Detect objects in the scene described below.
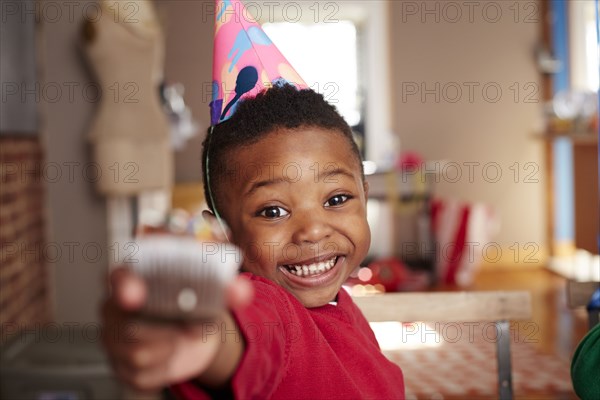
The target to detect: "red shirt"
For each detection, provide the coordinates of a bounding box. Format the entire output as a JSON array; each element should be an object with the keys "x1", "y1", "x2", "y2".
[{"x1": 171, "y1": 273, "x2": 405, "y2": 399}]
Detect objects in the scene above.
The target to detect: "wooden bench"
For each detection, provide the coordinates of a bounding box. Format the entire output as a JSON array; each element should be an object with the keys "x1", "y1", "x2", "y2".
[{"x1": 353, "y1": 291, "x2": 532, "y2": 400}]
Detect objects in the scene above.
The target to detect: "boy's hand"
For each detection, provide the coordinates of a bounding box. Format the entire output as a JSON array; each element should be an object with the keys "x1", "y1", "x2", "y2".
[{"x1": 101, "y1": 267, "x2": 252, "y2": 392}]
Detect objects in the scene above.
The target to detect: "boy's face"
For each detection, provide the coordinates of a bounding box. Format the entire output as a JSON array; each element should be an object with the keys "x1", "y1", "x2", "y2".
[{"x1": 218, "y1": 128, "x2": 370, "y2": 308}]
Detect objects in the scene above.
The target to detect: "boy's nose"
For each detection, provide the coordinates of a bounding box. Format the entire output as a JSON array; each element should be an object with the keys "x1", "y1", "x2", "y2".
[{"x1": 291, "y1": 210, "x2": 333, "y2": 244}]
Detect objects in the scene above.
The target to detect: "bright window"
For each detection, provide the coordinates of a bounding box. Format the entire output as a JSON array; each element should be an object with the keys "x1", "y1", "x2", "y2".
[
  {"x1": 263, "y1": 21, "x2": 361, "y2": 126},
  {"x1": 570, "y1": 0, "x2": 599, "y2": 91}
]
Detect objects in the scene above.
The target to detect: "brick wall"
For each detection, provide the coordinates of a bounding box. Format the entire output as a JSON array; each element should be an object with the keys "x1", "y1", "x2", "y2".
[{"x1": 0, "y1": 136, "x2": 51, "y2": 344}]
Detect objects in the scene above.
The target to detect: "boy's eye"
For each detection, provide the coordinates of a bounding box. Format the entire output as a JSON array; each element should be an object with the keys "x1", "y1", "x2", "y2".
[
  {"x1": 325, "y1": 194, "x2": 351, "y2": 207},
  {"x1": 258, "y1": 206, "x2": 289, "y2": 219}
]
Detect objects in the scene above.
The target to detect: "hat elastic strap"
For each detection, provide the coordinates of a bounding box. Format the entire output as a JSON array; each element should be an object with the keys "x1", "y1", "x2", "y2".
[{"x1": 204, "y1": 125, "x2": 231, "y2": 242}]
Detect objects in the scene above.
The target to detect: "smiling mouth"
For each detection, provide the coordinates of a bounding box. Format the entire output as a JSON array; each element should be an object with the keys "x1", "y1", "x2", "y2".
[{"x1": 283, "y1": 256, "x2": 339, "y2": 277}]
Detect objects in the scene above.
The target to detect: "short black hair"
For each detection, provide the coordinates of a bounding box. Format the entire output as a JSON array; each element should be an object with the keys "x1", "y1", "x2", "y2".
[{"x1": 202, "y1": 83, "x2": 363, "y2": 215}]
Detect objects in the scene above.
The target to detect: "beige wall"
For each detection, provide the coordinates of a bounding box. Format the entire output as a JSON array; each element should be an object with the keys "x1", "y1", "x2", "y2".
[
  {"x1": 157, "y1": 0, "x2": 213, "y2": 183},
  {"x1": 389, "y1": 0, "x2": 546, "y2": 259},
  {"x1": 39, "y1": 0, "x2": 108, "y2": 323}
]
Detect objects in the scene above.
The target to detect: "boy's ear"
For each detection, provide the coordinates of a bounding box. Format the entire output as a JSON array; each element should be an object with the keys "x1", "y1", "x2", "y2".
[{"x1": 201, "y1": 210, "x2": 232, "y2": 242}]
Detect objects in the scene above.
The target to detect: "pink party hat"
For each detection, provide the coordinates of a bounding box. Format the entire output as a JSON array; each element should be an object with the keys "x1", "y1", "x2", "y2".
[{"x1": 210, "y1": 0, "x2": 308, "y2": 125}]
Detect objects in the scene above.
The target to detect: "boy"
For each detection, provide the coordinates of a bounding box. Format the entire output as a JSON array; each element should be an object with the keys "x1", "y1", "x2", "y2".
[{"x1": 102, "y1": 84, "x2": 405, "y2": 399}]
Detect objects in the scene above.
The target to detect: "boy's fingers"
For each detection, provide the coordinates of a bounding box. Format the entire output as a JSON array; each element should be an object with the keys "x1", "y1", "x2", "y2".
[
  {"x1": 114, "y1": 321, "x2": 178, "y2": 350},
  {"x1": 114, "y1": 324, "x2": 221, "y2": 391},
  {"x1": 110, "y1": 267, "x2": 147, "y2": 311},
  {"x1": 226, "y1": 275, "x2": 254, "y2": 309},
  {"x1": 117, "y1": 334, "x2": 176, "y2": 370},
  {"x1": 114, "y1": 363, "x2": 169, "y2": 393}
]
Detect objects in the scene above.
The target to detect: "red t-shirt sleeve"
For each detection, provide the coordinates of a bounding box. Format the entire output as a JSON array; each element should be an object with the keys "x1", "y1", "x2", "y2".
[{"x1": 229, "y1": 275, "x2": 292, "y2": 398}]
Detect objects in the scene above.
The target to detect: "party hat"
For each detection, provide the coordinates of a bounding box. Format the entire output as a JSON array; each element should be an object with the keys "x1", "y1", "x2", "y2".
[{"x1": 210, "y1": 0, "x2": 308, "y2": 125}]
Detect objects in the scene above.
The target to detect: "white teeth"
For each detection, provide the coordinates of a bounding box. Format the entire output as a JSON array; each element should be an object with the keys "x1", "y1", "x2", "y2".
[{"x1": 285, "y1": 256, "x2": 337, "y2": 277}]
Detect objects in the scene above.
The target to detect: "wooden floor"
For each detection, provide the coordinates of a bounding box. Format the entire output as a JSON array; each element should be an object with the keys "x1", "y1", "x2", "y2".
[{"x1": 465, "y1": 267, "x2": 589, "y2": 361}]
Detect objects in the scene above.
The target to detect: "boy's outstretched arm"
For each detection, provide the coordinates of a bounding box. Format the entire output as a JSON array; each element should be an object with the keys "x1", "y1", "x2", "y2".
[{"x1": 100, "y1": 267, "x2": 253, "y2": 392}]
